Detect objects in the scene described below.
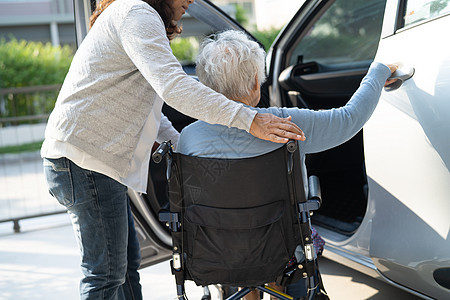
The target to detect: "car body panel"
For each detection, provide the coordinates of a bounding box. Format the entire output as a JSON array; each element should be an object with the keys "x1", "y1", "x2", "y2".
[{"x1": 364, "y1": 1, "x2": 450, "y2": 297}]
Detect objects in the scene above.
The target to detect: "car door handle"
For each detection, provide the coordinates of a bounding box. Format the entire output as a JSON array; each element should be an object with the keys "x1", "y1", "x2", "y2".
[{"x1": 384, "y1": 66, "x2": 415, "y2": 91}]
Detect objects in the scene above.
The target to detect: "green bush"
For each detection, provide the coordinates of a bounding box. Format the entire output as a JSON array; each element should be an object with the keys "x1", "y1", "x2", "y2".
[
  {"x1": 251, "y1": 28, "x2": 282, "y2": 51},
  {"x1": 171, "y1": 37, "x2": 199, "y2": 63},
  {"x1": 0, "y1": 38, "x2": 73, "y2": 88},
  {"x1": 235, "y1": 4, "x2": 249, "y2": 27},
  {"x1": 0, "y1": 38, "x2": 73, "y2": 125}
]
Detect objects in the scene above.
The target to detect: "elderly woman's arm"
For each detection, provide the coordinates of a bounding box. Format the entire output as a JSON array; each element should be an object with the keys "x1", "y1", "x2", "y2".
[{"x1": 284, "y1": 62, "x2": 393, "y2": 153}]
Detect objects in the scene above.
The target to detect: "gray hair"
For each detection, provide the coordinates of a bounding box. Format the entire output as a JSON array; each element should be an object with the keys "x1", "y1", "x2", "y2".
[{"x1": 195, "y1": 30, "x2": 266, "y2": 100}]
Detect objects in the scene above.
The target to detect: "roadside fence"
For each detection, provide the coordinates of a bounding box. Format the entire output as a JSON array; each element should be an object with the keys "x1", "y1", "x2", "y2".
[{"x1": 0, "y1": 84, "x2": 65, "y2": 232}]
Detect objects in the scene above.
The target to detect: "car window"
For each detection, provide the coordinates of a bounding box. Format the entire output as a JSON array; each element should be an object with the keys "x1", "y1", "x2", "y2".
[
  {"x1": 288, "y1": 0, "x2": 387, "y2": 66},
  {"x1": 403, "y1": 0, "x2": 450, "y2": 28}
]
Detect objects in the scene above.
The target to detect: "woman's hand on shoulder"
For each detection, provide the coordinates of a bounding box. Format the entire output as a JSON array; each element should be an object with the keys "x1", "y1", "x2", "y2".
[{"x1": 249, "y1": 113, "x2": 306, "y2": 143}]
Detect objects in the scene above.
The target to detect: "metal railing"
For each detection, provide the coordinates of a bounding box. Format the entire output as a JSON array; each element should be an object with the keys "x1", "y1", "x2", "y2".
[
  {"x1": 0, "y1": 84, "x2": 65, "y2": 232},
  {"x1": 0, "y1": 84, "x2": 61, "y2": 125}
]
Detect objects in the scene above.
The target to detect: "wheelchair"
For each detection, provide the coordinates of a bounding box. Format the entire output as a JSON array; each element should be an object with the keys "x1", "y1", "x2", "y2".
[{"x1": 153, "y1": 140, "x2": 328, "y2": 300}]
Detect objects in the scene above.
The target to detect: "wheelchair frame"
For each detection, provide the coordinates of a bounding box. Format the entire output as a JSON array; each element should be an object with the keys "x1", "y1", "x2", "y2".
[{"x1": 153, "y1": 140, "x2": 326, "y2": 300}]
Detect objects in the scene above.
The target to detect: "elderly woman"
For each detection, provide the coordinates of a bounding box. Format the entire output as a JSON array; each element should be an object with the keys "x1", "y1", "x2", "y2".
[{"x1": 176, "y1": 30, "x2": 396, "y2": 299}]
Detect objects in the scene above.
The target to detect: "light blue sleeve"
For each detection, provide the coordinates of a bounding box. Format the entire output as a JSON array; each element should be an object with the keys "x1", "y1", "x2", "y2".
[
  {"x1": 176, "y1": 126, "x2": 192, "y2": 154},
  {"x1": 276, "y1": 62, "x2": 391, "y2": 154},
  {"x1": 178, "y1": 62, "x2": 390, "y2": 156}
]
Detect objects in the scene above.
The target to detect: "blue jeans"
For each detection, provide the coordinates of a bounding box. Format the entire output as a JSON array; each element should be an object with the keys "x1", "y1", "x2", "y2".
[{"x1": 44, "y1": 157, "x2": 142, "y2": 300}]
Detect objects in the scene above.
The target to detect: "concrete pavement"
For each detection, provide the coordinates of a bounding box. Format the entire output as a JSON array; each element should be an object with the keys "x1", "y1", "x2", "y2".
[
  {"x1": 0, "y1": 152, "x2": 62, "y2": 223},
  {"x1": 0, "y1": 149, "x2": 421, "y2": 299},
  {"x1": 0, "y1": 214, "x2": 211, "y2": 300},
  {"x1": 0, "y1": 214, "x2": 421, "y2": 300}
]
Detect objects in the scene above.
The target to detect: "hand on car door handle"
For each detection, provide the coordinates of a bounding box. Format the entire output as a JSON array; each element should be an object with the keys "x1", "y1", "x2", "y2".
[{"x1": 384, "y1": 66, "x2": 415, "y2": 91}]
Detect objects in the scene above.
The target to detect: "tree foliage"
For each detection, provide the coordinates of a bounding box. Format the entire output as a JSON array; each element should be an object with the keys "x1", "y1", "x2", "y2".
[
  {"x1": 251, "y1": 28, "x2": 282, "y2": 51},
  {"x1": 170, "y1": 37, "x2": 199, "y2": 62},
  {"x1": 234, "y1": 4, "x2": 249, "y2": 27}
]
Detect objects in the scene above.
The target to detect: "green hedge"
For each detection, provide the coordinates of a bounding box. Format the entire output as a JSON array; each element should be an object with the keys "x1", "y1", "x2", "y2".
[
  {"x1": 0, "y1": 38, "x2": 74, "y2": 125},
  {"x1": 0, "y1": 29, "x2": 279, "y2": 124},
  {"x1": 251, "y1": 28, "x2": 282, "y2": 51},
  {"x1": 171, "y1": 36, "x2": 199, "y2": 62},
  {"x1": 0, "y1": 38, "x2": 73, "y2": 88}
]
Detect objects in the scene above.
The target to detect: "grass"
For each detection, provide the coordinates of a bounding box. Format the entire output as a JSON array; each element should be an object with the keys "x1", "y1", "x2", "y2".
[{"x1": 0, "y1": 140, "x2": 43, "y2": 154}]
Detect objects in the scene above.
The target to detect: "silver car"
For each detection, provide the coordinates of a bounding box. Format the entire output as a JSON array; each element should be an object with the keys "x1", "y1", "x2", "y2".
[
  {"x1": 268, "y1": 1, "x2": 450, "y2": 299},
  {"x1": 72, "y1": 0, "x2": 450, "y2": 299}
]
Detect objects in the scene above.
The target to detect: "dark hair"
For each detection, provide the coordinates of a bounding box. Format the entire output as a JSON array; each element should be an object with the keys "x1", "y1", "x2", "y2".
[{"x1": 90, "y1": 0, "x2": 182, "y2": 40}]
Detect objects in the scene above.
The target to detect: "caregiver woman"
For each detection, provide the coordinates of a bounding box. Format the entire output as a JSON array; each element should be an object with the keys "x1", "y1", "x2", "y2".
[{"x1": 41, "y1": 0, "x2": 304, "y2": 299}]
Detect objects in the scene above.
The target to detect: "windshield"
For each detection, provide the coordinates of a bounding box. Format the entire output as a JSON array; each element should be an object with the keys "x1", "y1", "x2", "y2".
[{"x1": 172, "y1": 0, "x2": 305, "y2": 64}]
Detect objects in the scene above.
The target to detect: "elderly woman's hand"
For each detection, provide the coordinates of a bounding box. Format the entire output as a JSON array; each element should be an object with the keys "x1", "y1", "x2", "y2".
[
  {"x1": 384, "y1": 63, "x2": 399, "y2": 87},
  {"x1": 249, "y1": 113, "x2": 306, "y2": 143}
]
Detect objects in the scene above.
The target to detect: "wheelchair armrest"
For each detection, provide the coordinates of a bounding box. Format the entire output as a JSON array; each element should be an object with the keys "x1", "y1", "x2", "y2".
[
  {"x1": 159, "y1": 210, "x2": 180, "y2": 232},
  {"x1": 308, "y1": 175, "x2": 322, "y2": 206},
  {"x1": 152, "y1": 140, "x2": 173, "y2": 163}
]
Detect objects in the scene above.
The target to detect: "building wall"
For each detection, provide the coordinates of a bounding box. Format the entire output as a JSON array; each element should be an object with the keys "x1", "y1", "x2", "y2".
[
  {"x1": 0, "y1": 0, "x2": 306, "y2": 45},
  {"x1": 0, "y1": 0, "x2": 75, "y2": 46},
  {"x1": 254, "y1": 0, "x2": 305, "y2": 31},
  {"x1": 209, "y1": 0, "x2": 305, "y2": 31}
]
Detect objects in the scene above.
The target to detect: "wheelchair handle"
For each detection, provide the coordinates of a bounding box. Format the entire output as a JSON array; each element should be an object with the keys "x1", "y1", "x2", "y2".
[
  {"x1": 308, "y1": 175, "x2": 322, "y2": 206},
  {"x1": 152, "y1": 140, "x2": 173, "y2": 164},
  {"x1": 287, "y1": 140, "x2": 297, "y2": 153}
]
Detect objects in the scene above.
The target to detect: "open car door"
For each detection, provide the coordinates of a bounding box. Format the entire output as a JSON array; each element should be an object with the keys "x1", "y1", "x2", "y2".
[{"x1": 267, "y1": 0, "x2": 387, "y2": 238}]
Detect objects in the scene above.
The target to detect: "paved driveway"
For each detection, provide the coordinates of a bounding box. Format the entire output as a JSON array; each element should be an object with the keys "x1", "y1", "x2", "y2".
[
  {"x1": 0, "y1": 153, "x2": 422, "y2": 299},
  {"x1": 0, "y1": 153, "x2": 62, "y2": 223},
  {"x1": 0, "y1": 215, "x2": 421, "y2": 300}
]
